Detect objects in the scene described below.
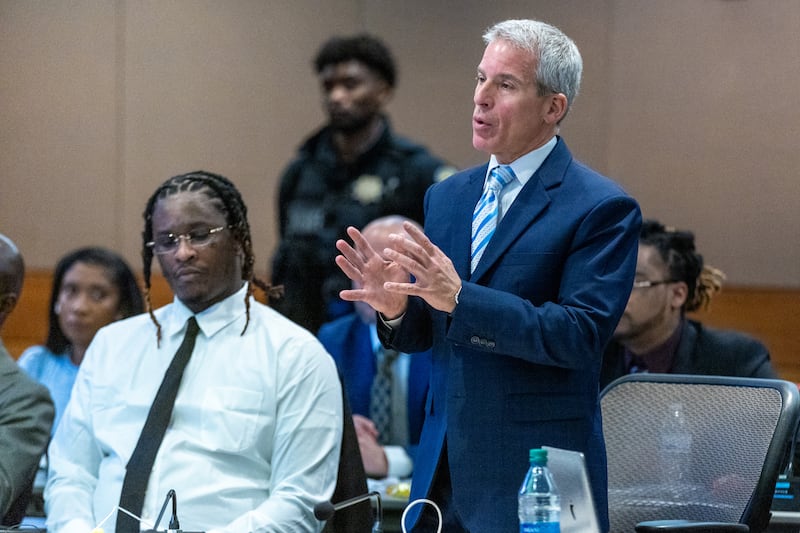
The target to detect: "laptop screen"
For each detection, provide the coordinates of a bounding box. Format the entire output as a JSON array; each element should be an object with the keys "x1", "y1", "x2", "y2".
[{"x1": 542, "y1": 446, "x2": 601, "y2": 533}]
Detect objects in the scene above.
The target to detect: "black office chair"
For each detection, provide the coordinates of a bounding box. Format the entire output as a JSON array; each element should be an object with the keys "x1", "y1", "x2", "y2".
[
  {"x1": 322, "y1": 375, "x2": 374, "y2": 533},
  {"x1": 600, "y1": 374, "x2": 800, "y2": 533},
  {"x1": 1, "y1": 482, "x2": 33, "y2": 526}
]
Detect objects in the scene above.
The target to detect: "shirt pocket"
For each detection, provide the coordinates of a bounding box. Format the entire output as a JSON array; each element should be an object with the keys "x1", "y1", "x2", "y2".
[
  {"x1": 92, "y1": 384, "x2": 129, "y2": 445},
  {"x1": 201, "y1": 386, "x2": 264, "y2": 453}
]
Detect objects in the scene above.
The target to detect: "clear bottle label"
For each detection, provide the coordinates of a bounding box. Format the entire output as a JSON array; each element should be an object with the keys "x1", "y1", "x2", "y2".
[
  {"x1": 520, "y1": 523, "x2": 559, "y2": 533},
  {"x1": 661, "y1": 432, "x2": 692, "y2": 451}
]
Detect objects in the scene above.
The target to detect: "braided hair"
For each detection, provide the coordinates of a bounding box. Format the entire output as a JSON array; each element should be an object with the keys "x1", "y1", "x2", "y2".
[
  {"x1": 141, "y1": 170, "x2": 282, "y2": 343},
  {"x1": 640, "y1": 219, "x2": 726, "y2": 313}
]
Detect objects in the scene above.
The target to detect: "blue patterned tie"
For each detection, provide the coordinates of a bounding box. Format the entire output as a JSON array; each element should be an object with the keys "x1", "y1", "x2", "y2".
[{"x1": 471, "y1": 165, "x2": 516, "y2": 273}]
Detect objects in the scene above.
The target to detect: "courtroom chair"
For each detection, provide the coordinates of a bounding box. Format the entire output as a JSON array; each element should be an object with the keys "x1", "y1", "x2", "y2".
[
  {"x1": 768, "y1": 411, "x2": 800, "y2": 523},
  {"x1": 1, "y1": 482, "x2": 33, "y2": 526},
  {"x1": 322, "y1": 374, "x2": 373, "y2": 533},
  {"x1": 600, "y1": 374, "x2": 800, "y2": 533}
]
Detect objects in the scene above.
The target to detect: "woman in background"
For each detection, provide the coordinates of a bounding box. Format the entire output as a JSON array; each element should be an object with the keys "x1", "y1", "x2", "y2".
[
  {"x1": 19, "y1": 246, "x2": 144, "y2": 431},
  {"x1": 18, "y1": 247, "x2": 143, "y2": 518}
]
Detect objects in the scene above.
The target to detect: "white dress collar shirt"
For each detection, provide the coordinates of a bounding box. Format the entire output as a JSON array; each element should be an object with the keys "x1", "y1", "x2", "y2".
[
  {"x1": 485, "y1": 135, "x2": 558, "y2": 221},
  {"x1": 45, "y1": 285, "x2": 342, "y2": 533}
]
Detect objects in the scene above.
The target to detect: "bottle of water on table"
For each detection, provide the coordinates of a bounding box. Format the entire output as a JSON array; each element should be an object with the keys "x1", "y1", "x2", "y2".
[
  {"x1": 660, "y1": 401, "x2": 692, "y2": 497},
  {"x1": 519, "y1": 447, "x2": 560, "y2": 533}
]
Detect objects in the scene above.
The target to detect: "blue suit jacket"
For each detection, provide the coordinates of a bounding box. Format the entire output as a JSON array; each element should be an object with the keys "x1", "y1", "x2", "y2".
[
  {"x1": 379, "y1": 138, "x2": 641, "y2": 533},
  {"x1": 318, "y1": 313, "x2": 430, "y2": 460}
]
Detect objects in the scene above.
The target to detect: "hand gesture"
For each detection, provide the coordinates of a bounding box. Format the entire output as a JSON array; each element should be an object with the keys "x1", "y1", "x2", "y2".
[
  {"x1": 380, "y1": 221, "x2": 462, "y2": 314},
  {"x1": 335, "y1": 226, "x2": 410, "y2": 319}
]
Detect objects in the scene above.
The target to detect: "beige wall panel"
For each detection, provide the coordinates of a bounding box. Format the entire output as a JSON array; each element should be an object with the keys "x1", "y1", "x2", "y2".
[
  {"x1": 120, "y1": 1, "x2": 360, "y2": 277},
  {"x1": 0, "y1": 1, "x2": 119, "y2": 265},
  {"x1": 606, "y1": 0, "x2": 800, "y2": 286},
  {"x1": 1, "y1": 0, "x2": 798, "y2": 289}
]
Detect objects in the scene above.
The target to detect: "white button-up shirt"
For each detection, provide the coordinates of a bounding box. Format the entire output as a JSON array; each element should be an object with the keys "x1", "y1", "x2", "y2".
[{"x1": 45, "y1": 285, "x2": 342, "y2": 533}]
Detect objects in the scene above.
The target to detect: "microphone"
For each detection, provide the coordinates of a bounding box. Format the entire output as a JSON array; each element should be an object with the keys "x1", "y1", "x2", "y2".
[
  {"x1": 313, "y1": 490, "x2": 383, "y2": 533},
  {"x1": 152, "y1": 489, "x2": 178, "y2": 533},
  {"x1": 146, "y1": 490, "x2": 204, "y2": 533},
  {"x1": 112, "y1": 490, "x2": 203, "y2": 533},
  {"x1": 168, "y1": 490, "x2": 181, "y2": 533}
]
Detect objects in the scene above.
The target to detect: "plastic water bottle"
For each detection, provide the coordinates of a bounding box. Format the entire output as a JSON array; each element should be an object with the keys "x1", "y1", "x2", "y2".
[
  {"x1": 660, "y1": 402, "x2": 692, "y2": 495},
  {"x1": 519, "y1": 448, "x2": 560, "y2": 533}
]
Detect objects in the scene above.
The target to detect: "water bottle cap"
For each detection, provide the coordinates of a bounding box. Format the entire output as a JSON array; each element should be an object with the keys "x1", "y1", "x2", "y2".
[{"x1": 529, "y1": 448, "x2": 548, "y2": 464}]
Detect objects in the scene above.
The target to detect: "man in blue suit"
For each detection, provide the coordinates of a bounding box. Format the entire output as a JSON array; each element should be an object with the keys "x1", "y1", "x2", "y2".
[
  {"x1": 318, "y1": 216, "x2": 430, "y2": 480},
  {"x1": 335, "y1": 19, "x2": 641, "y2": 532}
]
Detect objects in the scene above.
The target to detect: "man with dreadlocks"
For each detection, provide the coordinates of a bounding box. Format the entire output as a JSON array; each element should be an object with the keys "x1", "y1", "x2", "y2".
[
  {"x1": 45, "y1": 171, "x2": 343, "y2": 533},
  {"x1": 600, "y1": 218, "x2": 777, "y2": 389}
]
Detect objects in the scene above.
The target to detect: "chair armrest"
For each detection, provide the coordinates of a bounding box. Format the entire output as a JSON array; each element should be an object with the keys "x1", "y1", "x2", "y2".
[{"x1": 635, "y1": 520, "x2": 750, "y2": 532}]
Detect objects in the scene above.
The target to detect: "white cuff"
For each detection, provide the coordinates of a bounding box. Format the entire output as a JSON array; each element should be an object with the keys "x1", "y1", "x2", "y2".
[
  {"x1": 380, "y1": 313, "x2": 405, "y2": 328},
  {"x1": 57, "y1": 518, "x2": 95, "y2": 533},
  {"x1": 384, "y1": 445, "x2": 413, "y2": 479}
]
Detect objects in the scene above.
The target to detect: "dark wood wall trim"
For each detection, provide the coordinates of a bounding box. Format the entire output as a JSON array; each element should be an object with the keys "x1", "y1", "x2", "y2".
[{"x1": 3, "y1": 271, "x2": 798, "y2": 383}]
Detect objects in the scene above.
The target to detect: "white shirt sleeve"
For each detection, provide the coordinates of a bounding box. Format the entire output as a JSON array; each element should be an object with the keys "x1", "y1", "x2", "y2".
[{"x1": 45, "y1": 341, "x2": 105, "y2": 533}]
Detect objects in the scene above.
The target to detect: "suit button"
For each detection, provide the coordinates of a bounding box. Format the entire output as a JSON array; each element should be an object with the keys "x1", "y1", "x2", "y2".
[
  {"x1": 487, "y1": 341, "x2": 496, "y2": 348},
  {"x1": 479, "y1": 338, "x2": 488, "y2": 346},
  {"x1": 470, "y1": 336, "x2": 480, "y2": 344}
]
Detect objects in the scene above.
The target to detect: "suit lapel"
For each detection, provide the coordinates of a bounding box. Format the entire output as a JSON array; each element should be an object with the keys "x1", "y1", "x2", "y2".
[
  {"x1": 670, "y1": 320, "x2": 696, "y2": 373},
  {"x1": 470, "y1": 139, "x2": 572, "y2": 281}
]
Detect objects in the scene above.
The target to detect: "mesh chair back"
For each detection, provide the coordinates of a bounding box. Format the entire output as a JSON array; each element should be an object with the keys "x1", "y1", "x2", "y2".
[{"x1": 601, "y1": 374, "x2": 800, "y2": 533}]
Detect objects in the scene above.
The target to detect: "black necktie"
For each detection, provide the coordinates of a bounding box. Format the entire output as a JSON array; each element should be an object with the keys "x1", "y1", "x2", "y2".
[{"x1": 117, "y1": 317, "x2": 200, "y2": 533}]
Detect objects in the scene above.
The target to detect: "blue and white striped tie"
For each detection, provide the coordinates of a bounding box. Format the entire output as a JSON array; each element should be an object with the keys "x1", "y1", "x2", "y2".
[{"x1": 471, "y1": 165, "x2": 516, "y2": 273}]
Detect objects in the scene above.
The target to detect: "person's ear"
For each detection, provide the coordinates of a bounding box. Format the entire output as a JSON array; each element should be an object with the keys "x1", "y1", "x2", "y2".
[
  {"x1": 0, "y1": 293, "x2": 18, "y2": 316},
  {"x1": 232, "y1": 241, "x2": 245, "y2": 266},
  {"x1": 670, "y1": 281, "x2": 689, "y2": 310},
  {"x1": 543, "y1": 93, "x2": 568, "y2": 125},
  {"x1": 376, "y1": 80, "x2": 394, "y2": 107}
]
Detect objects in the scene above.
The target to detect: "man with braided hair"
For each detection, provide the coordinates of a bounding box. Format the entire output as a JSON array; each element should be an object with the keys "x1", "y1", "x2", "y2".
[
  {"x1": 46, "y1": 171, "x2": 344, "y2": 533},
  {"x1": 600, "y1": 218, "x2": 777, "y2": 389}
]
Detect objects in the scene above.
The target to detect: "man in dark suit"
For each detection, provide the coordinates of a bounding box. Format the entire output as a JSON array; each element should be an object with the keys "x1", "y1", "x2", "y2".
[
  {"x1": 600, "y1": 219, "x2": 777, "y2": 390},
  {"x1": 334, "y1": 20, "x2": 640, "y2": 533},
  {"x1": 318, "y1": 216, "x2": 430, "y2": 480},
  {"x1": 0, "y1": 233, "x2": 54, "y2": 526}
]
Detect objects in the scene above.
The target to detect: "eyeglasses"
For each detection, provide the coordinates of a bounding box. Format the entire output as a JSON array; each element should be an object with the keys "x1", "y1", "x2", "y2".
[
  {"x1": 632, "y1": 279, "x2": 676, "y2": 289},
  {"x1": 146, "y1": 226, "x2": 227, "y2": 255}
]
